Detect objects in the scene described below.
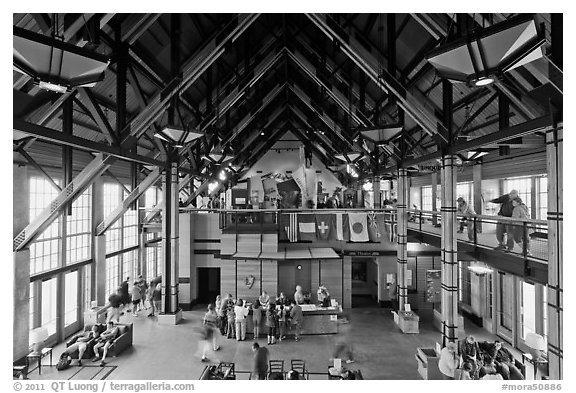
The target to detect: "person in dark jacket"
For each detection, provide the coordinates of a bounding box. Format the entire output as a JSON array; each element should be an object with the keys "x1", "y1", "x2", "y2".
[
  {"x1": 489, "y1": 189, "x2": 518, "y2": 251},
  {"x1": 483, "y1": 341, "x2": 524, "y2": 380},
  {"x1": 459, "y1": 335, "x2": 481, "y2": 379},
  {"x1": 251, "y1": 342, "x2": 269, "y2": 380}
]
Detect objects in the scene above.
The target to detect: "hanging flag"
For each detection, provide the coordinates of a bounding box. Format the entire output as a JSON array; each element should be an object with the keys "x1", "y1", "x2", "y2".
[
  {"x1": 349, "y1": 213, "x2": 369, "y2": 242},
  {"x1": 333, "y1": 213, "x2": 350, "y2": 241},
  {"x1": 298, "y1": 214, "x2": 316, "y2": 242},
  {"x1": 368, "y1": 212, "x2": 382, "y2": 242},
  {"x1": 280, "y1": 213, "x2": 298, "y2": 242},
  {"x1": 315, "y1": 214, "x2": 335, "y2": 241}
]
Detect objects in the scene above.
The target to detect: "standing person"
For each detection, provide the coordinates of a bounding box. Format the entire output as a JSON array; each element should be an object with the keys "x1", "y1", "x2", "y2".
[
  {"x1": 459, "y1": 362, "x2": 473, "y2": 380},
  {"x1": 289, "y1": 300, "x2": 303, "y2": 342},
  {"x1": 456, "y1": 197, "x2": 477, "y2": 241},
  {"x1": 107, "y1": 292, "x2": 122, "y2": 323},
  {"x1": 234, "y1": 299, "x2": 249, "y2": 341},
  {"x1": 119, "y1": 277, "x2": 130, "y2": 313},
  {"x1": 489, "y1": 189, "x2": 518, "y2": 251},
  {"x1": 258, "y1": 291, "x2": 270, "y2": 308},
  {"x1": 251, "y1": 343, "x2": 269, "y2": 380},
  {"x1": 293, "y1": 285, "x2": 305, "y2": 305},
  {"x1": 217, "y1": 296, "x2": 227, "y2": 336},
  {"x1": 510, "y1": 197, "x2": 531, "y2": 255},
  {"x1": 265, "y1": 303, "x2": 278, "y2": 345},
  {"x1": 275, "y1": 292, "x2": 288, "y2": 307},
  {"x1": 252, "y1": 300, "x2": 263, "y2": 341},
  {"x1": 226, "y1": 301, "x2": 236, "y2": 339},
  {"x1": 151, "y1": 282, "x2": 162, "y2": 316},
  {"x1": 203, "y1": 304, "x2": 220, "y2": 352},
  {"x1": 146, "y1": 281, "x2": 155, "y2": 317},
  {"x1": 130, "y1": 280, "x2": 142, "y2": 317},
  {"x1": 137, "y1": 275, "x2": 148, "y2": 311},
  {"x1": 386, "y1": 280, "x2": 398, "y2": 311},
  {"x1": 438, "y1": 342, "x2": 459, "y2": 380},
  {"x1": 332, "y1": 314, "x2": 354, "y2": 364},
  {"x1": 277, "y1": 305, "x2": 287, "y2": 341}
]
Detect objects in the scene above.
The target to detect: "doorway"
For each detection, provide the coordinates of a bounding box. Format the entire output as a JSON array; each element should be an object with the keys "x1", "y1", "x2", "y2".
[
  {"x1": 197, "y1": 268, "x2": 221, "y2": 304},
  {"x1": 351, "y1": 258, "x2": 378, "y2": 308}
]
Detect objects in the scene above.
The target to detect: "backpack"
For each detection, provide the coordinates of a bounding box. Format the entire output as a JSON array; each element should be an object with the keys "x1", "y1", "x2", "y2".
[{"x1": 56, "y1": 355, "x2": 72, "y2": 371}]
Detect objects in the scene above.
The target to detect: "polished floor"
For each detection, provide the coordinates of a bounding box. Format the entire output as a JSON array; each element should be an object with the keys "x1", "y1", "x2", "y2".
[{"x1": 24, "y1": 302, "x2": 528, "y2": 381}]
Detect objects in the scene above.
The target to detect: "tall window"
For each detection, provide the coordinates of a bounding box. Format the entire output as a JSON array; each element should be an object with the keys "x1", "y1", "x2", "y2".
[
  {"x1": 106, "y1": 256, "x2": 120, "y2": 296},
  {"x1": 64, "y1": 271, "x2": 78, "y2": 327},
  {"x1": 41, "y1": 278, "x2": 58, "y2": 336},
  {"x1": 29, "y1": 283, "x2": 36, "y2": 329},
  {"x1": 538, "y1": 176, "x2": 548, "y2": 220},
  {"x1": 422, "y1": 186, "x2": 432, "y2": 211},
  {"x1": 456, "y1": 182, "x2": 473, "y2": 206},
  {"x1": 498, "y1": 272, "x2": 514, "y2": 331},
  {"x1": 29, "y1": 177, "x2": 61, "y2": 274},
  {"x1": 122, "y1": 250, "x2": 136, "y2": 282},
  {"x1": 66, "y1": 187, "x2": 92, "y2": 264},
  {"x1": 104, "y1": 183, "x2": 121, "y2": 253},
  {"x1": 145, "y1": 187, "x2": 157, "y2": 208},
  {"x1": 123, "y1": 208, "x2": 138, "y2": 248},
  {"x1": 146, "y1": 247, "x2": 156, "y2": 279},
  {"x1": 521, "y1": 281, "x2": 536, "y2": 340}
]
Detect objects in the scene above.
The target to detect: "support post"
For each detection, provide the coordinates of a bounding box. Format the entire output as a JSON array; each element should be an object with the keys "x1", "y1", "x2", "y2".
[
  {"x1": 159, "y1": 161, "x2": 182, "y2": 324},
  {"x1": 92, "y1": 178, "x2": 107, "y2": 307},
  {"x1": 473, "y1": 164, "x2": 483, "y2": 232},
  {"x1": 396, "y1": 168, "x2": 408, "y2": 312},
  {"x1": 546, "y1": 127, "x2": 562, "y2": 379},
  {"x1": 440, "y1": 155, "x2": 459, "y2": 346},
  {"x1": 13, "y1": 163, "x2": 30, "y2": 361}
]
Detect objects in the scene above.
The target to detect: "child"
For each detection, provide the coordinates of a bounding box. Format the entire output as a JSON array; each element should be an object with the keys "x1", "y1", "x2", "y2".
[
  {"x1": 252, "y1": 300, "x2": 262, "y2": 341},
  {"x1": 226, "y1": 301, "x2": 236, "y2": 339},
  {"x1": 277, "y1": 305, "x2": 287, "y2": 341},
  {"x1": 460, "y1": 362, "x2": 473, "y2": 380},
  {"x1": 265, "y1": 303, "x2": 278, "y2": 345}
]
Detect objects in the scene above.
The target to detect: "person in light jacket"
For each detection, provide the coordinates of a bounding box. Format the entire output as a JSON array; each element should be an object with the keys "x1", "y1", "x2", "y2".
[
  {"x1": 234, "y1": 299, "x2": 249, "y2": 341},
  {"x1": 509, "y1": 197, "x2": 531, "y2": 255},
  {"x1": 438, "y1": 342, "x2": 459, "y2": 380},
  {"x1": 456, "y1": 197, "x2": 477, "y2": 241}
]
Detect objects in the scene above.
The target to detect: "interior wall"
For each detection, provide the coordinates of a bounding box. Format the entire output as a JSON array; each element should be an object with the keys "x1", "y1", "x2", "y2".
[{"x1": 277, "y1": 260, "x2": 311, "y2": 299}]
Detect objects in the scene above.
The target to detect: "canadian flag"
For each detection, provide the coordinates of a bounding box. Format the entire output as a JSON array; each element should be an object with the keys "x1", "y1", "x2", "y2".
[{"x1": 348, "y1": 213, "x2": 369, "y2": 242}]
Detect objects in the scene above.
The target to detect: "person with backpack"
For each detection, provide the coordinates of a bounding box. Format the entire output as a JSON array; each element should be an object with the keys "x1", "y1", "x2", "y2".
[{"x1": 265, "y1": 303, "x2": 278, "y2": 345}]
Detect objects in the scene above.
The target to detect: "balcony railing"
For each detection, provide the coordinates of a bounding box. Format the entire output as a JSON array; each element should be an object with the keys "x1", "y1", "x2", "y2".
[{"x1": 172, "y1": 207, "x2": 548, "y2": 262}]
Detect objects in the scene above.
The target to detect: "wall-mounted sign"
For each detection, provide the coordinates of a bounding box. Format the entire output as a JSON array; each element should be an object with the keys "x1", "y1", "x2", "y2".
[{"x1": 426, "y1": 270, "x2": 442, "y2": 303}]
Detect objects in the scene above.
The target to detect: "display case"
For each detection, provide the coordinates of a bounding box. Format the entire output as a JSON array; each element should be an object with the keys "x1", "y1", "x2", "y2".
[
  {"x1": 393, "y1": 310, "x2": 420, "y2": 334},
  {"x1": 415, "y1": 347, "x2": 442, "y2": 380}
]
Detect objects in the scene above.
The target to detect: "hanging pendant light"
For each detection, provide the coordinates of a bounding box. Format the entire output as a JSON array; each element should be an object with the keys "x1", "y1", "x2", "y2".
[
  {"x1": 13, "y1": 25, "x2": 109, "y2": 92},
  {"x1": 426, "y1": 14, "x2": 545, "y2": 87}
]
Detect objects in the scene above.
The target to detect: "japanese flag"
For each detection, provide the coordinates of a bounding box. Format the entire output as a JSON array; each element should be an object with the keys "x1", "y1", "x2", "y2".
[{"x1": 348, "y1": 213, "x2": 369, "y2": 242}]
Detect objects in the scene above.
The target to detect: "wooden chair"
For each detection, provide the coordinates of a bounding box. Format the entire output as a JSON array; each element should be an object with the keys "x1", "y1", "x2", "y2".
[
  {"x1": 267, "y1": 360, "x2": 285, "y2": 380},
  {"x1": 290, "y1": 359, "x2": 308, "y2": 380},
  {"x1": 216, "y1": 362, "x2": 236, "y2": 380}
]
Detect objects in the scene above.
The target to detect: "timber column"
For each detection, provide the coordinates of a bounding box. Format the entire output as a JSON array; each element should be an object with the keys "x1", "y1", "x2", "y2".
[
  {"x1": 546, "y1": 126, "x2": 562, "y2": 379},
  {"x1": 159, "y1": 160, "x2": 182, "y2": 324},
  {"x1": 396, "y1": 168, "x2": 408, "y2": 311},
  {"x1": 440, "y1": 155, "x2": 458, "y2": 346}
]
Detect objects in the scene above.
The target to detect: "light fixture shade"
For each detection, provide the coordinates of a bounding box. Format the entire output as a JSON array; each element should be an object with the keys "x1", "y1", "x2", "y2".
[
  {"x1": 525, "y1": 332, "x2": 546, "y2": 351},
  {"x1": 14, "y1": 26, "x2": 109, "y2": 91},
  {"x1": 467, "y1": 150, "x2": 490, "y2": 159},
  {"x1": 360, "y1": 126, "x2": 403, "y2": 144},
  {"x1": 154, "y1": 125, "x2": 203, "y2": 147},
  {"x1": 335, "y1": 152, "x2": 361, "y2": 162},
  {"x1": 426, "y1": 14, "x2": 545, "y2": 87}
]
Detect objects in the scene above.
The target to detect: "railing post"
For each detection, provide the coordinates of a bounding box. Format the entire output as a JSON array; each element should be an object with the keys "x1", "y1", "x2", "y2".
[
  {"x1": 473, "y1": 217, "x2": 478, "y2": 245},
  {"x1": 522, "y1": 221, "x2": 528, "y2": 257}
]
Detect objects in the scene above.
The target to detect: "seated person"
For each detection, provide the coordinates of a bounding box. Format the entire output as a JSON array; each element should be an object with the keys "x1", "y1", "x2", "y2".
[
  {"x1": 459, "y1": 362, "x2": 473, "y2": 380},
  {"x1": 287, "y1": 369, "x2": 300, "y2": 380},
  {"x1": 91, "y1": 321, "x2": 119, "y2": 366},
  {"x1": 64, "y1": 325, "x2": 101, "y2": 365},
  {"x1": 490, "y1": 341, "x2": 524, "y2": 380},
  {"x1": 459, "y1": 335, "x2": 481, "y2": 379}
]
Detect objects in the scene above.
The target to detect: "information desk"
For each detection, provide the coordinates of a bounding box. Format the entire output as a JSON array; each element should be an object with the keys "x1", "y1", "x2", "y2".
[{"x1": 245, "y1": 304, "x2": 339, "y2": 335}]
